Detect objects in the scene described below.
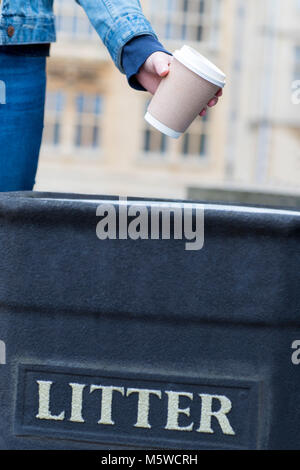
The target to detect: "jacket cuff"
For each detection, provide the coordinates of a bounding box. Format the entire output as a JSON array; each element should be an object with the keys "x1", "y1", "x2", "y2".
[
  {"x1": 122, "y1": 35, "x2": 172, "y2": 91},
  {"x1": 104, "y1": 13, "x2": 159, "y2": 73}
]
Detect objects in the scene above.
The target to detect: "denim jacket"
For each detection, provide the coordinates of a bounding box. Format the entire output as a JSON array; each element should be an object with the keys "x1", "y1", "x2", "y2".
[{"x1": 0, "y1": 0, "x2": 157, "y2": 72}]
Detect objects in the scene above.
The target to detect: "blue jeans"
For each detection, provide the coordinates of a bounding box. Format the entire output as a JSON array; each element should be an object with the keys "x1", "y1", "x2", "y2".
[{"x1": 0, "y1": 53, "x2": 46, "y2": 191}]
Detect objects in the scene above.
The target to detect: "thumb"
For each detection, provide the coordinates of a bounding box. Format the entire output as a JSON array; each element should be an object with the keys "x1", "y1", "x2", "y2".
[{"x1": 152, "y1": 53, "x2": 172, "y2": 77}]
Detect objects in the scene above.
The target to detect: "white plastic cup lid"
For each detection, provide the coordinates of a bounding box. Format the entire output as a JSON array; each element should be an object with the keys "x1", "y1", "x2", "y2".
[{"x1": 173, "y1": 45, "x2": 226, "y2": 88}]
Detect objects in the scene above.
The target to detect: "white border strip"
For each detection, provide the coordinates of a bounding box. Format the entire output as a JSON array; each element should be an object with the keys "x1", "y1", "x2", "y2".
[
  {"x1": 144, "y1": 112, "x2": 182, "y2": 139},
  {"x1": 34, "y1": 198, "x2": 300, "y2": 217}
]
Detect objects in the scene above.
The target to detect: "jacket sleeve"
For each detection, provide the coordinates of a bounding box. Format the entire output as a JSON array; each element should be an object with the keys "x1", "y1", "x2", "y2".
[
  {"x1": 75, "y1": 0, "x2": 158, "y2": 73},
  {"x1": 122, "y1": 35, "x2": 172, "y2": 91}
]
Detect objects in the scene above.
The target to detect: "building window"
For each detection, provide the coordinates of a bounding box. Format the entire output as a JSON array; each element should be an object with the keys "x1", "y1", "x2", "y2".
[
  {"x1": 43, "y1": 91, "x2": 65, "y2": 147},
  {"x1": 294, "y1": 46, "x2": 300, "y2": 81},
  {"x1": 180, "y1": 112, "x2": 209, "y2": 158},
  {"x1": 148, "y1": 0, "x2": 221, "y2": 46},
  {"x1": 142, "y1": 101, "x2": 209, "y2": 159},
  {"x1": 182, "y1": 132, "x2": 207, "y2": 156},
  {"x1": 74, "y1": 93, "x2": 103, "y2": 149},
  {"x1": 143, "y1": 99, "x2": 170, "y2": 155},
  {"x1": 55, "y1": 0, "x2": 97, "y2": 40},
  {"x1": 143, "y1": 126, "x2": 169, "y2": 155}
]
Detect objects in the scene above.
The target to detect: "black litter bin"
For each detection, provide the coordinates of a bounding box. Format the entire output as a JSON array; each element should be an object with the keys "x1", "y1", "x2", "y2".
[{"x1": 0, "y1": 191, "x2": 299, "y2": 450}]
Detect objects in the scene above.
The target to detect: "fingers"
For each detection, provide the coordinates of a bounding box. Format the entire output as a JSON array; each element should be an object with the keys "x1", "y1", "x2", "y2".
[
  {"x1": 208, "y1": 97, "x2": 218, "y2": 107},
  {"x1": 200, "y1": 93, "x2": 222, "y2": 115},
  {"x1": 208, "y1": 89, "x2": 223, "y2": 107}
]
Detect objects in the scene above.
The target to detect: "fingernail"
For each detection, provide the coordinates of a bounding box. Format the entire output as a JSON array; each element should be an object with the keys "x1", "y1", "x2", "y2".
[{"x1": 160, "y1": 67, "x2": 168, "y2": 75}]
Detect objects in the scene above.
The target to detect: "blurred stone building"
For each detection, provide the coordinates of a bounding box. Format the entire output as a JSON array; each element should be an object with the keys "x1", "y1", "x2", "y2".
[{"x1": 35, "y1": 0, "x2": 300, "y2": 199}]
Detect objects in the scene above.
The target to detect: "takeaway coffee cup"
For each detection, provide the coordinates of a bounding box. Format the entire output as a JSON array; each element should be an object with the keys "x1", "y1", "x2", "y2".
[{"x1": 145, "y1": 45, "x2": 226, "y2": 139}]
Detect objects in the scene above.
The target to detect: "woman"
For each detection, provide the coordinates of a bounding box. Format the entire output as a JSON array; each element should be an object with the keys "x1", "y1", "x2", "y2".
[{"x1": 0, "y1": 0, "x2": 221, "y2": 191}]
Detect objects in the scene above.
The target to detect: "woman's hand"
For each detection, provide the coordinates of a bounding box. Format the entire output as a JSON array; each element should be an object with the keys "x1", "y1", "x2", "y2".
[{"x1": 136, "y1": 51, "x2": 222, "y2": 116}]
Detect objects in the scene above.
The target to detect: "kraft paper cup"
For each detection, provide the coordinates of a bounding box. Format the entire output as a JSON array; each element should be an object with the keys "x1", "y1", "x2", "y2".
[{"x1": 145, "y1": 45, "x2": 226, "y2": 139}]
